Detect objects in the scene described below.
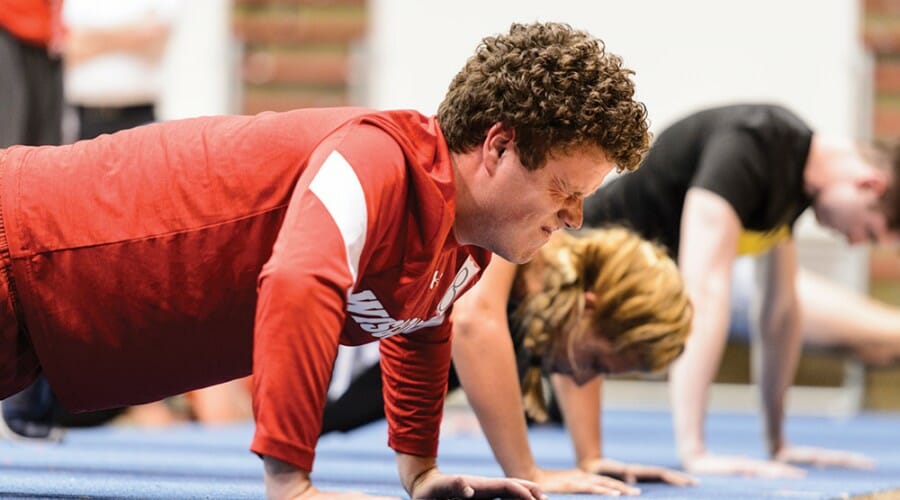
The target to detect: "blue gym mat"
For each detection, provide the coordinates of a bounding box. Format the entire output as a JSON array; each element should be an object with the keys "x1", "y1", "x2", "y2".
[{"x1": 0, "y1": 409, "x2": 897, "y2": 499}]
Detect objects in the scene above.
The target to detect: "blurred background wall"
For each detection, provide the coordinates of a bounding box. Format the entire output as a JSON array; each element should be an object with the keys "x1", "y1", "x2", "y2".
[
  {"x1": 219, "y1": 0, "x2": 877, "y2": 290},
  {"x1": 157, "y1": 0, "x2": 235, "y2": 120}
]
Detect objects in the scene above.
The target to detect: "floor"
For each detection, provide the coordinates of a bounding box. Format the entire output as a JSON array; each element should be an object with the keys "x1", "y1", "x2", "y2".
[{"x1": 0, "y1": 408, "x2": 898, "y2": 499}]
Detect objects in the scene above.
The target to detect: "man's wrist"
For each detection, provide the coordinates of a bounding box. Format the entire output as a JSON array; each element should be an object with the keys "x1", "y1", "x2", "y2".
[
  {"x1": 768, "y1": 435, "x2": 785, "y2": 458},
  {"x1": 407, "y1": 465, "x2": 439, "y2": 497},
  {"x1": 397, "y1": 453, "x2": 438, "y2": 495}
]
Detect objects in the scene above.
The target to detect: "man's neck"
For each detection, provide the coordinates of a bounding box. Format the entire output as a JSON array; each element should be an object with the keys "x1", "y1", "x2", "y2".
[
  {"x1": 449, "y1": 150, "x2": 474, "y2": 246},
  {"x1": 803, "y1": 134, "x2": 853, "y2": 198}
]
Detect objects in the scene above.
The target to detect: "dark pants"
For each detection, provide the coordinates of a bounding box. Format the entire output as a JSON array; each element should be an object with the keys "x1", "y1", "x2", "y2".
[
  {"x1": 76, "y1": 104, "x2": 155, "y2": 141},
  {"x1": 0, "y1": 27, "x2": 62, "y2": 148},
  {"x1": 320, "y1": 361, "x2": 562, "y2": 435},
  {"x1": 321, "y1": 362, "x2": 463, "y2": 434}
]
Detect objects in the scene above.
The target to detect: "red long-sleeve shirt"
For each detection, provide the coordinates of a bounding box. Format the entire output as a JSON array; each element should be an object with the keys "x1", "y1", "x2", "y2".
[
  {"x1": 0, "y1": 107, "x2": 489, "y2": 471},
  {"x1": 0, "y1": 0, "x2": 61, "y2": 47}
]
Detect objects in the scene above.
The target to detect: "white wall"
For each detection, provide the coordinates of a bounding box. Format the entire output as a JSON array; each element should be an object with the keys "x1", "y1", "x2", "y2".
[
  {"x1": 367, "y1": 0, "x2": 866, "y2": 135},
  {"x1": 158, "y1": 0, "x2": 236, "y2": 120},
  {"x1": 366, "y1": 0, "x2": 871, "y2": 288}
]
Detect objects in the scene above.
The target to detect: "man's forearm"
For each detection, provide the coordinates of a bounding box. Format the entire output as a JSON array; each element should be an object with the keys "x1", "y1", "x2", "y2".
[
  {"x1": 397, "y1": 452, "x2": 438, "y2": 496},
  {"x1": 263, "y1": 455, "x2": 312, "y2": 500}
]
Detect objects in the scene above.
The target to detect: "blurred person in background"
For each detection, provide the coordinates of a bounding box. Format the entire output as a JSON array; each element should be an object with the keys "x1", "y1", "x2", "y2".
[
  {"x1": 62, "y1": 0, "x2": 176, "y2": 140},
  {"x1": 0, "y1": 0, "x2": 62, "y2": 149},
  {"x1": 730, "y1": 258, "x2": 900, "y2": 367},
  {"x1": 582, "y1": 103, "x2": 898, "y2": 478}
]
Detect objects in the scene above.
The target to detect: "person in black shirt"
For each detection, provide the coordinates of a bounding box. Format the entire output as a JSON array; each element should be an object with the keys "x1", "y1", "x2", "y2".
[{"x1": 581, "y1": 103, "x2": 899, "y2": 478}]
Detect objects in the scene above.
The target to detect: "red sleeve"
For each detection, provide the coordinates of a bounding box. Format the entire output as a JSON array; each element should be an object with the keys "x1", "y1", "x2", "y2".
[
  {"x1": 380, "y1": 320, "x2": 452, "y2": 458},
  {"x1": 249, "y1": 123, "x2": 407, "y2": 472}
]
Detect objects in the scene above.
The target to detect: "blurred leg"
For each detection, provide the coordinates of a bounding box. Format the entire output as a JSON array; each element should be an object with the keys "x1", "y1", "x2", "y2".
[
  {"x1": 797, "y1": 268, "x2": 900, "y2": 366},
  {"x1": 189, "y1": 378, "x2": 253, "y2": 424}
]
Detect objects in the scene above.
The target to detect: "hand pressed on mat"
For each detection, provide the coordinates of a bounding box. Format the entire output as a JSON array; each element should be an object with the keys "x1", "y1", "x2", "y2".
[
  {"x1": 775, "y1": 444, "x2": 876, "y2": 470},
  {"x1": 581, "y1": 457, "x2": 697, "y2": 486},
  {"x1": 531, "y1": 466, "x2": 641, "y2": 496}
]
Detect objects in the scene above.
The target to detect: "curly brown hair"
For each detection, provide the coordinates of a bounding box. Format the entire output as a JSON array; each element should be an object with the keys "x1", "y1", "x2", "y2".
[
  {"x1": 511, "y1": 227, "x2": 692, "y2": 422},
  {"x1": 437, "y1": 22, "x2": 650, "y2": 172}
]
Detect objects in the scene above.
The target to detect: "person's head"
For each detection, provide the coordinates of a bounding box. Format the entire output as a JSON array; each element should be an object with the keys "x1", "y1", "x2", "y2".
[
  {"x1": 511, "y1": 227, "x2": 692, "y2": 422},
  {"x1": 810, "y1": 138, "x2": 900, "y2": 246},
  {"x1": 440, "y1": 22, "x2": 650, "y2": 263}
]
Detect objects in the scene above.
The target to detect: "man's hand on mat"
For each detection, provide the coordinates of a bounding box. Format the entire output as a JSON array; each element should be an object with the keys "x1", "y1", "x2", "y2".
[
  {"x1": 775, "y1": 445, "x2": 876, "y2": 470},
  {"x1": 532, "y1": 467, "x2": 641, "y2": 496},
  {"x1": 410, "y1": 468, "x2": 546, "y2": 500},
  {"x1": 581, "y1": 457, "x2": 698, "y2": 486},
  {"x1": 682, "y1": 452, "x2": 806, "y2": 478}
]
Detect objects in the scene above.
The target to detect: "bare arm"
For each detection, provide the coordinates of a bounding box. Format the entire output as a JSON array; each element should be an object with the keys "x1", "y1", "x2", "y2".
[
  {"x1": 549, "y1": 373, "x2": 602, "y2": 468},
  {"x1": 669, "y1": 189, "x2": 809, "y2": 477},
  {"x1": 669, "y1": 188, "x2": 742, "y2": 465},
  {"x1": 263, "y1": 456, "x2": 313, "y2": 499},
  {"x1": 751, "y1": 241, "x2": 801, "y2": 457},
  {"x1": 551, "y1": 373, "x2": 696, "y2": 486},
  {"x1": 753, "y1": 243, "x2": 876, "y2": 471},
  {"x1": 451, "y1": 257, "x2": 535, "y2": 478},
  {"x1": 452, "y1": 258, "x2": 635, "y2": 495}
]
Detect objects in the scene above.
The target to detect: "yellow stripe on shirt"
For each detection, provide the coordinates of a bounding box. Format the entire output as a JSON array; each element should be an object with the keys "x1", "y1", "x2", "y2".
[{"x1": 737, "y1": 225, "x2": 791, "y2": 256}]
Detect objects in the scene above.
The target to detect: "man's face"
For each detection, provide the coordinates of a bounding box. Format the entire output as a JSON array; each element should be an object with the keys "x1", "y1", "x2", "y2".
[
  {"x1": 468, "y1": 141, "x2": 614, "y2": 264},
  {"x1": 813, "y1": 180, "x2": 899, "y2": 245}
]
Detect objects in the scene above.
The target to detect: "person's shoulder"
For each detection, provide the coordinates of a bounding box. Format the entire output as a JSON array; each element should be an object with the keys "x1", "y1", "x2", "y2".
[
  {"x1": 719, "y1": 103, "x2": 808, "y2": 131},
  {"x1": 676, "y1": 103, "x2": 801, "y2": 126}
]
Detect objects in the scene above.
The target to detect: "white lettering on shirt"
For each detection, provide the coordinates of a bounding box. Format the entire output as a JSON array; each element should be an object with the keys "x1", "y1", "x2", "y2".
[{"x1": 348, "y1": 256, "x2": 480, "y2": 339}]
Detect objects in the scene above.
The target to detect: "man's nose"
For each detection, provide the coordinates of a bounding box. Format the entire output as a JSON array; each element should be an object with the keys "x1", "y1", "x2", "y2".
[{"x1": 560, "y1": 202, "x2": 584, "y2": 230}]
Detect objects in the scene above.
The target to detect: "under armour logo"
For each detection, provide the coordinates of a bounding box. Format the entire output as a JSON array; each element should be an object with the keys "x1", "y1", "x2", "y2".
[{"x1": 429, "y1": 270, "x2": 442, "y2": 289}]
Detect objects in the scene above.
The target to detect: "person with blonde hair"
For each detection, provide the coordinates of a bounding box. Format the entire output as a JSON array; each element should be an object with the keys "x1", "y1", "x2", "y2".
[
  {"x1": 513, "y1": 227, "x2": 690, "y2": 419},
  {"x1": 322, "y1": 226, "x2": 695, "y2": 495}
]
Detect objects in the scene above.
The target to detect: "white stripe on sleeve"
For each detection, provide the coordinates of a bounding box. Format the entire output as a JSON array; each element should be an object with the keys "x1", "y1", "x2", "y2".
[{"x1": 309, "y1": 151, "x2": 368, "y2": 286}]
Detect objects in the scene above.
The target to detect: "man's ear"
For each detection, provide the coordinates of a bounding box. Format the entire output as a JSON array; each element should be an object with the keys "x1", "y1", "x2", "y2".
[
  {"x1": 482, "y1": 123, "x2": 515, "y2": 175},
  {"x1": 858, "y1": 170, "x2": 889, "y2": 196}
]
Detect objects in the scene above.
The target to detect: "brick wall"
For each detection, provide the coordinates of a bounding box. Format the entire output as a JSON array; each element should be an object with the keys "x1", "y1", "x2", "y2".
[
  {"x1": 863, "y1": 0, "x2": 900, "y2": 308},
  {"x1": 232, "y1": 0, "x2": 366, "y2": 114},
  {"x1": 858, "y1": 0, "x2": 900, "y2": 410}
]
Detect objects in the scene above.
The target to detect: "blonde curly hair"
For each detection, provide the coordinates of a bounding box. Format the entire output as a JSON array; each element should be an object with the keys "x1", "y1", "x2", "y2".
[
  {"x1": 437, "y1": 22, "x2": 650, "y2": 172},
  {"x1": 512, "y1": 227, "x2": 692, "y2": 422}
]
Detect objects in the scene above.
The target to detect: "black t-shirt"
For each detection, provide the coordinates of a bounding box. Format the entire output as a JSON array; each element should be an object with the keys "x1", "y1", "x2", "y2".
[{"x1": 584, "y1": 104, "x2": 813, "y2": 258}]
